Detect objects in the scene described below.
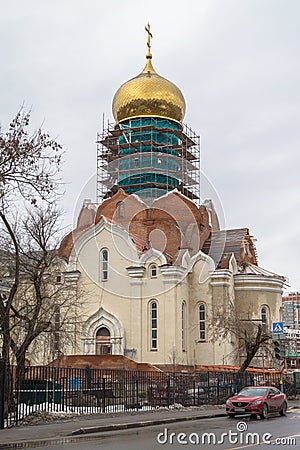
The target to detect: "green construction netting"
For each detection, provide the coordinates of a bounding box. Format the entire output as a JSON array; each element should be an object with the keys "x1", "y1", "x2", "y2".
[{"x1": 117, "y1": 118, "x2": 181, "y2": 194}]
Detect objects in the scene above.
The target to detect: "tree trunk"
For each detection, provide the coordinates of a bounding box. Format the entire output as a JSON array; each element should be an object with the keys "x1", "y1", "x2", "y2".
[
  {"x1": 0, "y1": 359, "x2": 14, "y2": 424},
  {"x1": 238, "y1": 351, "x2": 255, "y2": 373},
  {"x1": 0, "y1": 210, "x2": 20, "y2": 365},
  {"x1": 16, "y1": 352, "x2": 26, "y2": 374},
  {"x1": 1, "y1": 316, "x2": 11, "y2": 367}
]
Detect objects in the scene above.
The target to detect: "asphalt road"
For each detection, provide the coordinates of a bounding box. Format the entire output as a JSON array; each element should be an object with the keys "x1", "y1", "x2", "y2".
[{"x1": 31, "y1": 409, "x2": 300, "y2": 450}]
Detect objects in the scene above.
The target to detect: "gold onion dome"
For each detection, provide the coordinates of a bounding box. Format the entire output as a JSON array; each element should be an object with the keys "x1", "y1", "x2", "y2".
[{"x1": 112, "y1": 26, "x2": 186, "y2": 123}]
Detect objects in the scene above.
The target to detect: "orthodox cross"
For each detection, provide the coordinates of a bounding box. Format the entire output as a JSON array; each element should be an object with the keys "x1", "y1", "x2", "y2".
[{"x1": 145, "y1": 23, "x2": 153, "y2": 58}]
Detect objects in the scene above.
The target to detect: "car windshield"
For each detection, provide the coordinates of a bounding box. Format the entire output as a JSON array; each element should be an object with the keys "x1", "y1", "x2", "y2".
[{"x1": 237, "y1": 387, "x2": 267, "y2": 397}]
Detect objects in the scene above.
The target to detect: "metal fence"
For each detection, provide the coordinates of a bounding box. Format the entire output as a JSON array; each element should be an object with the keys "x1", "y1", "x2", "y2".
[{"x1": 0, "y1": 363, "x2": 296, "y2": 428}]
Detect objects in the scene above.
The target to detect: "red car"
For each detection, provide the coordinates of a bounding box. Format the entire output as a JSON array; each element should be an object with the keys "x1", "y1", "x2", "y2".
[{"x1": 226, "y1": 386, "x2": 287, "y2": 419}]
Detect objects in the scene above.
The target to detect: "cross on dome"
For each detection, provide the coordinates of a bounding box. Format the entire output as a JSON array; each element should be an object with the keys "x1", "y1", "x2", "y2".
[{"x1": 145, "y1": 23, "x2": 153, "y2": 59}]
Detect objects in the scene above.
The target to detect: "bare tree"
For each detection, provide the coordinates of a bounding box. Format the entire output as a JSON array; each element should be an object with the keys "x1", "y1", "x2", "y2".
[
  {"x1": 0, "y1": 109, "x2": 63, "y2": 367},
  {"x1": 209, "y1": 302, "x2": 270, "y2": 373},
  {"x1": 5, "y1": 205, "x2": 82, "y2": 369}
]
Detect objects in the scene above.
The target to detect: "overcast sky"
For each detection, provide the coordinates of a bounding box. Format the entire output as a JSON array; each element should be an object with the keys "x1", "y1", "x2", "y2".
[{"x1": 1, "y1": 0, "x2": 299, "y2": 291}]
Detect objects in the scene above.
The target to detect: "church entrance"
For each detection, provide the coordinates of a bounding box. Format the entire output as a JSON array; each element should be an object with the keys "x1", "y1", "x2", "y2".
[{"x1": 95, "y1": 327, "x2": 111, "y2": 355}]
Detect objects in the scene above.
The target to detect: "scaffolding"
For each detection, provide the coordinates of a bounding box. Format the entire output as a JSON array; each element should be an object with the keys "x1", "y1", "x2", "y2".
[{"x1": 97, "y1": 117, "x2": 200, "y2": 206}]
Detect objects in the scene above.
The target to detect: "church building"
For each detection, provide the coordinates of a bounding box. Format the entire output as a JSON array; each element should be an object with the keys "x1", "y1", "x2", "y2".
[{"x1": 58, "y1": 28, "x2": 285, "y2": 368}]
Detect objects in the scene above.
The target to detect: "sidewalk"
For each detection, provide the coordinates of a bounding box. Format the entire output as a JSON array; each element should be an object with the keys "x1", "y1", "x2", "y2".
[
  {"x1": 0, "y1": 401, "x2": 299, "y2": 449},
  {"x1": 0, "y1": 405, "x2": 226, "y2": 448}
]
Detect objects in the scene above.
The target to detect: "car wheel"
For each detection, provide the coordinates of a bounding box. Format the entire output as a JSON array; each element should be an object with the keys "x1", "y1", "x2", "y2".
[
  {"x1": 279, "y1": 401, "x2": 287, "y2": 416},
  {"x1": 228, "y1": 413, "x2": 235, "y2": 418},
  {"x1": 260, "y1": 403, "x2": 268, "y2": 420}
]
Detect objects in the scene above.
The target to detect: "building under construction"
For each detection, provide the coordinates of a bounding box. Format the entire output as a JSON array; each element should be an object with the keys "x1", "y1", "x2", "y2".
[
  {"x1": 97, "y1": 118, "x2": 200, "y2": 206},
  {"x1": 56, "y1": 26, "x2": 286, "y2": 374}
]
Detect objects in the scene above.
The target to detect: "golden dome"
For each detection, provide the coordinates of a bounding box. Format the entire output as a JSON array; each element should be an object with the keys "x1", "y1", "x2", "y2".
[{"x1": 112, "y1": 54, "x2": 186, "y2": 123}]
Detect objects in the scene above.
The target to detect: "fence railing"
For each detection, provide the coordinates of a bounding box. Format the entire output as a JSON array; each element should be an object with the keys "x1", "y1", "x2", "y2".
[{"x1": 0, "y1": 363, "x2": 297, "y2": 428}]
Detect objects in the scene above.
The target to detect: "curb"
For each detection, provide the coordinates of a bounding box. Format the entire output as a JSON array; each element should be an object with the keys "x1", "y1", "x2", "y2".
[
  {"x1": 70, "y1": 412, "x2": 227, "y2": 435},
  {"x1": 0, "y1": 412, "x2": 227, "y2": 449}
]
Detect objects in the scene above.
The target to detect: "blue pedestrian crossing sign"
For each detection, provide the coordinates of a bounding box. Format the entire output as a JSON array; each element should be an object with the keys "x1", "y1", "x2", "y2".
[{"x1": 272, "y1": 322, "x2": 284, "y2": 333}]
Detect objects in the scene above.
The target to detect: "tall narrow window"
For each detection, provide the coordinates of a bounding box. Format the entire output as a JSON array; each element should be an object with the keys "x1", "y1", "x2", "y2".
[
  {"x1": 199, "y1": 303, "x2": 206, "y2": 341},
  {"x1": 150, "y1": 301, "x2": 158, "y2": 350},
  {"x1": 100, "y1": 249, "x2": 109, "y2": 281},
  {"x1": 261, "y1": 306, "x2": 269, "y2": 334},
  {"x1": 54, "y1": 306, "x2": 60, "y2": 353},
  {"x1": 182, "y1": 301, "x2": 187, "y2": 351},
  {"x1": 117, "y1": 202, "x2": 125, "y2": 218}
]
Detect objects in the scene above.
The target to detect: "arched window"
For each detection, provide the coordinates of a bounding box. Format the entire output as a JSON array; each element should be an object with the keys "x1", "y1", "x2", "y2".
[
  {"x1": 150, "y1": 264, "x2": 157, "y2": 278},
  {"x1": 199, "y1": 303, "x2": 206, "y2": 341},
  {"x1": 182, "y1": 301, "x2": 187, "y2": 351},
  {"x1": 96, "y1": 326, "x2": 111, "y2": 355},
  {"x1": 261, "y1": 306, "x2": 269, "y2": 334},
  {"x1": 150, "y1": 301, "x2": 158, "y2": 350},
  {"x1": 117, "y1": 202, "x2": 125, "y2": 218},
  {"x1": 100, "y1": 249, "x2": 109, "y2": 281},
  {"x1": 55, "y1": 273, "x2": 62, "y2": 283}
]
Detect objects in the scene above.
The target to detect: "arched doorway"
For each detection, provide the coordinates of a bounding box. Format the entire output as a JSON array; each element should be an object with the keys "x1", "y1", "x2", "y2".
[
  {"x1": 96, "y1": 327, "x2": 111, "y2": 355},
  {"x1": 83, "y1": 307, "x2": 124, "y2": 355}
]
